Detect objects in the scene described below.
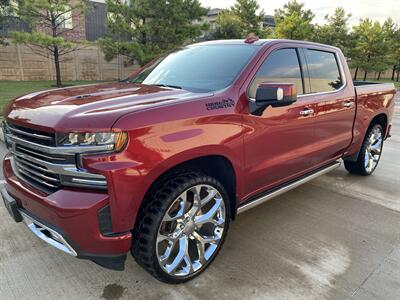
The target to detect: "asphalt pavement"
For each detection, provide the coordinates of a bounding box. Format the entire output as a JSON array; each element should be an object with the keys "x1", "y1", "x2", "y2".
[{"x1": 0, "y1": 95, "x2": 399, "y2": 300}]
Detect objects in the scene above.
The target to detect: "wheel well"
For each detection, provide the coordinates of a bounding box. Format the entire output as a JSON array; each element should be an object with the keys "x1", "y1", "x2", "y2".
[
  {"x1": 142, "y1": 155, "x2": 237, "y2": 221},
  {"x1": 344, "y1": 113, "x2": 388, "y2": 162},
  {"x1": 369, "y1": 113, "x2": 388, "y2": 135}
]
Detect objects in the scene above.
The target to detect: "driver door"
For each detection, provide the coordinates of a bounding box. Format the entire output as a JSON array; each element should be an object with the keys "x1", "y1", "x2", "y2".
[{"x1": 242, "y1": 47, "x2": 319, "y2": 199}]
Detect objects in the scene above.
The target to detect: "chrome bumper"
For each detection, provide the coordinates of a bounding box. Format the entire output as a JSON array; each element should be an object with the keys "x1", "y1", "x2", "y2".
[{"x1": 20, "y1": 211, "x2": 77, "y2": 257}]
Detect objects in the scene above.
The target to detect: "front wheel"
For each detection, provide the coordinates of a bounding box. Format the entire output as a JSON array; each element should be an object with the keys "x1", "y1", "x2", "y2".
[
  {"x1": 344, "y1": 124, "x2": 384, "y2": 176},
  {"x1": 132, "y1": 171, "x2": 230, "y2": 283}
]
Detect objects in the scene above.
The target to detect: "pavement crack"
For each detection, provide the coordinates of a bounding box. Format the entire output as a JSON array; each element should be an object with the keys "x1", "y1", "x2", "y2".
[{"x1": 347, "y1": 240, "x2": 399, "y2": 300}]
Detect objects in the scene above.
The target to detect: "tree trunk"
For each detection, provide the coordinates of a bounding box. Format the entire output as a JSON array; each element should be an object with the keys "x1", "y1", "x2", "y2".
[
  {"x1": 353, "y1": 66, "x2": 359, "y2": 80},
  {"x1": 377, "y1": 71, "x2": 381, "y2": 80},
  {"x1": 363, "y1": 53, "x2": 371, "y2": 81},
  {"x1": 391, "y1": 65, "x2": 396, "y2": 80},
  {"x1": 397, "y1": 70, "x2": 400, "y2": 82},
  {"x1": 54, "y1": 46, "x2": 62, "y2": 87},
  {"x1": 141, "y1": 17, "x2": 147, "y2": 44},
  {"x1": 363, "y1": 70, "x2": 368, "y2": 81},
  {"x1": 51, "y1": 14, "x2": 62, "y2": 87}
]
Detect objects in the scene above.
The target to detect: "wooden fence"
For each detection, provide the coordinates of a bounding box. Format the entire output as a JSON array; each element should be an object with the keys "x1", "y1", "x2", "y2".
[{"x1": 0, "y1": 41, "x2": 137, "y2": 81}]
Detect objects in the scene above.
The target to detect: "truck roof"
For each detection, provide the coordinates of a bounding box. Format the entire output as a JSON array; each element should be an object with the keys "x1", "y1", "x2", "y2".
[
  {"x1": 193, "y1": 39, "x2": 341, "y2": 52},
  {"x1": 193, "y1": 39, "x2": 271, "y2": 47}
]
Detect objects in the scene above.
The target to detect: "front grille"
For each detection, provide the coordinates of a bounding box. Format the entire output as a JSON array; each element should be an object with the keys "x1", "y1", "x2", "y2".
[
  {"x1": 4, "y1": 121, "x2": 108, "y2": 193},
  {"x1": 6, "y1": 122, "x2": 55, "y2": 146},
  {"x1": 16, "y1": 144, "x2": 75, "y2": 164},
  {"x1": 13, "y1": 153, "x2": 61, "y2": 190}
]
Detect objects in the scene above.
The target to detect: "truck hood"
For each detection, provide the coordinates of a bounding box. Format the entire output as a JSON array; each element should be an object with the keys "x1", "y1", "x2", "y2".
[{"x1": 5, "y1": 82, "x2": 206, "y2": 132}]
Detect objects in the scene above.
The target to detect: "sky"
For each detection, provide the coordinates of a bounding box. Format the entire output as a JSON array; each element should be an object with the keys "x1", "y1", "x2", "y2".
[{"x1": 199, "y1": 0, "x2": 400, "y2": 26}]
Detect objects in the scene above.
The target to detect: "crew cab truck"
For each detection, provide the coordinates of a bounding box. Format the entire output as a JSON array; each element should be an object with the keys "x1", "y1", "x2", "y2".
[{"x1": 1, "y1": 38, "x2": 396, "y2": 283}]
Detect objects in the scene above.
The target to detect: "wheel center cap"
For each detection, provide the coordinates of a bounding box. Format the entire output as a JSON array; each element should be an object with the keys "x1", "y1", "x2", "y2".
[{"x1": 183, "y1": 220, "x2": 195, "y2": 234}]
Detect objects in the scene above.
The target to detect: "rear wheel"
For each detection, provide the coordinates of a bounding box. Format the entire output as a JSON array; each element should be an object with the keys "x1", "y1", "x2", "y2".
[
  {"x1": 132, "y1": 171, "x2": 230, "y2": 283},
  {"x1": 344, "y1": 124, "x2": 384, "y2": 176}
]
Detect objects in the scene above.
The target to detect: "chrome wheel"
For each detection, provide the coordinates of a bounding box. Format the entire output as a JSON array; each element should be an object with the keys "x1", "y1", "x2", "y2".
[
  {"x1": 156, "y1": 184, "x2": 226, "y2": 277},
  {"x1": 364, "y1": 126, "x2": 383, "y2": 173}
]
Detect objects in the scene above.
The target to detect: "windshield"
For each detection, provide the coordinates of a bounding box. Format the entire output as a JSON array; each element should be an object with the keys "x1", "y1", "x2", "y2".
[{"x1": 129, "y1": 45, "x2": 259, "y2": 92}]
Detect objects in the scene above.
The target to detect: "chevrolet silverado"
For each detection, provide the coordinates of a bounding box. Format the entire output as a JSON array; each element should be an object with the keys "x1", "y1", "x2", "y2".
[{"x1": 1, "y1": 38, "x2": 396, "y2": 283}]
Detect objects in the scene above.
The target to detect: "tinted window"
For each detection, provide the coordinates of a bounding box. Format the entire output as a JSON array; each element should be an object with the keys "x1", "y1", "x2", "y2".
[
  {"x1": 248, "y1": 48, "x2": 303, "y2": 99},
  {"x1": 305, "y1": 50, "x2": 343, "y2": 93},
  {"x1": 129, "y1": 45, "x2": 259, "y2": 93}
]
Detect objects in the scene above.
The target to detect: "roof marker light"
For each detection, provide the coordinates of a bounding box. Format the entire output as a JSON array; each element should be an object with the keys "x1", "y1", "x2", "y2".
[{"x1": 245, "y1": 33, "x2": 259, "y2": 44}]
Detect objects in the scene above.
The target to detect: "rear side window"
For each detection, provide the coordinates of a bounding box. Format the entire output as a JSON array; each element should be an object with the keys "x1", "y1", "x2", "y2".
[
  {"x1": 248, "y1": 48, "x2": 304, "y2": 99},
  {"x1": 305, "y1": 49, "x2": 343, "y2": 93}
]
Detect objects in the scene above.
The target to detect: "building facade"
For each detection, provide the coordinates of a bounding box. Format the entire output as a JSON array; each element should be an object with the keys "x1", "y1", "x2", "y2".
[{"x1": 0, "y1": 0, "x2": 107, "y2": 42}]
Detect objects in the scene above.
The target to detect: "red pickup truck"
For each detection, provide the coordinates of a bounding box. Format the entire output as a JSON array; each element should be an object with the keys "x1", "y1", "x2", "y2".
[{"x1": 1, "y1": 38, "x2": 396, "y2": 283}]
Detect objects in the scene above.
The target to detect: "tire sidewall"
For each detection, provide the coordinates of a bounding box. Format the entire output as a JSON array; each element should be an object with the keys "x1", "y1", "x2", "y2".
[
  {"x1": 359, "y1": 124, "x2": 384, "y2": 175},
  {"x1": 149, "y1": 174, "x2": 231, "y2": 283}
]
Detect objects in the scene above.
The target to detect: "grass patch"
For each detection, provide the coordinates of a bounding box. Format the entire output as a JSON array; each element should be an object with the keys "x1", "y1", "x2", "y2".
[{"x1": 0, "y1": 80, "x2": 108, "y2": 116}]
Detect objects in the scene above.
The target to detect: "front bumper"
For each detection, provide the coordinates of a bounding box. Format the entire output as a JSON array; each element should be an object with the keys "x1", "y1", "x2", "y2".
[{"x1": 2, "y1": 155, "x2": 132, "y2": 270}]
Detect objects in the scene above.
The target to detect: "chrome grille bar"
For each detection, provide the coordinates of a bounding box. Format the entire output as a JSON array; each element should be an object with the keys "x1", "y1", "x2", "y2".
[
  {"x1": 14, "y1": 156, "x2": 57, "y2": 174},
  {"x1": 17, "y1": 163, "x2": 60, "y2": 182},
  {"x1": 17, "y1": 168, "x2": 59, "y2": 189},
  {"x1": 11, "y1": 150, "x2": 104, "y2": 179},
  {"x1": 17, "y1": 146, "x2": 66, "y2": 162},
  {"x1": 4, "y1": 122, "x2": 108, "y2": 192},
  {"x1": 7, "y1": 134, "x2": 114, "y2": 154},
  {"x1": 7, "y1": 126, "x2": 52, "y2": 141}
]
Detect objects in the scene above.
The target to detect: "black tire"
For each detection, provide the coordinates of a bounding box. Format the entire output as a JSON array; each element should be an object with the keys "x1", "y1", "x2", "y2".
[
  {"x1": 132, "y1": 170, "x2": 230, "y2": 284},
  {"x1": 344, "y1": 124, "x2": 384, "y2": 176}
]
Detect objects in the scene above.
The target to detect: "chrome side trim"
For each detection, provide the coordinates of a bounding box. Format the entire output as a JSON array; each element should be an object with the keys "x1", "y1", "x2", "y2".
[
  {"x1": 6, "y1": 134, "x2": 114, "y2": 154},
  {"x1": 237, "y1": 161, "x2": 341, "y2": 214},
  {"x1": 20, "y1": 211, "x2": 77, "y2": 256}
]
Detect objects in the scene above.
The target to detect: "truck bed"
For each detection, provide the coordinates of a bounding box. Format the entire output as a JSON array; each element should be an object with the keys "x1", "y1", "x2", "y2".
[{"x1": 353, "y1": 81, "x2": 396, "y2": 97}]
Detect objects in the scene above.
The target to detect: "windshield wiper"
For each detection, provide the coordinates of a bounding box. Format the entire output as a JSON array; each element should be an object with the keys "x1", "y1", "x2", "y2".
[{"x1": 148, "y1": 83, "x2": 183, "y2": 90}]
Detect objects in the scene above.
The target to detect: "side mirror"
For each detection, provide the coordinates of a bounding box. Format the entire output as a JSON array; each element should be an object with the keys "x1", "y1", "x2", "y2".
[{"x1": 255, "y1": 82, "x2": 297, "y2": 107}]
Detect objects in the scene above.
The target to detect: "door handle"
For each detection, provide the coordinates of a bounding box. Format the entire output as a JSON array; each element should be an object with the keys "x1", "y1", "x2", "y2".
[
  {"x1": 299, "y1": 108, "x2": 314, "y2": 116},
  {"x1": 343, "y1": 101, "x2": 354, "y2": 108}
]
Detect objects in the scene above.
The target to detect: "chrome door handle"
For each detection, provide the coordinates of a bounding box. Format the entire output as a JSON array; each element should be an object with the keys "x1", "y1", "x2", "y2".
[
  {"x1": 344, "y1": 101, "x2": 354, "y2": 108},
  {"x1": 299, "y1": 108, "x2": 314, "y2": 116}
]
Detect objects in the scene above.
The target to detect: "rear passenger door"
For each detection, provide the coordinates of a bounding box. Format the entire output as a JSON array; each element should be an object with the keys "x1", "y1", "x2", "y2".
[{"x1": 302, "y1": 48, "x2": 356, "y2": 165}]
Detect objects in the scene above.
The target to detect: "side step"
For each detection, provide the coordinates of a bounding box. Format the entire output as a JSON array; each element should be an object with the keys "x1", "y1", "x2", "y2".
[{"x1": 237, "y1": 161, "x2": 341, "y2": 214}]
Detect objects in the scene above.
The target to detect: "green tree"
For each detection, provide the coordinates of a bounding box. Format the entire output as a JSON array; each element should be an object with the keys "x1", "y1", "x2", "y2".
[
  {"x1": 0, "y1": 0, "x2": 11, "y2": 45},
  {"x1": 213, "y1": 10, "x2": 244, "y2": 39},
  {"x1": 213, "y1": 0, "x2": 271, "y2": 39},
  {"x1": 99, "y1": 0, "x2": 208, "y2": 66},
  {"x1": 382, "y1": 18, "x2": 400, "y2": 81},
  {"x1": 274, "y1": 0, "x2": 314, "y2": 40},
  {"x1": 230, "y1": 0, "x2": 265, "y2": 36},
  {"x1": 11, "y1": 0, "x2": 89, "y2": 87},
  {"x1": 351, "y1": 19, "x2": 389, "y2": 81},
  {"x1": 313, "y1": 7, "x2": 351, "y2": 56}
]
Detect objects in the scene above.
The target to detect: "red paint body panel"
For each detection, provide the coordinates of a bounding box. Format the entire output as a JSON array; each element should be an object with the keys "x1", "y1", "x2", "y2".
[
  {"x1": 3, "y1": 155, "x2": 132, "y2": 254},
  {"x1": 2, "y1": 39, "x2": 396, "y2": 257}
]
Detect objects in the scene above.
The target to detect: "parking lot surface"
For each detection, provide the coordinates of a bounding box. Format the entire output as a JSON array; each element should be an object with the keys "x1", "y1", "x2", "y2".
[{"x1": 0, "y1": 95, "x2": 399, "y2": 300}]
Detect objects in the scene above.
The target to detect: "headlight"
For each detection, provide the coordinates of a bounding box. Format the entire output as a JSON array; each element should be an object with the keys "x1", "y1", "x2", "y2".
[{"x1": 57, "y1": 132, "x2": 128, "y2": 152}]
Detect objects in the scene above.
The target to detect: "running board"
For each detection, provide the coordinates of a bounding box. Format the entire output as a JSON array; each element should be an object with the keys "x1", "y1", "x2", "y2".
[{"x1": 237, "y1": 161, "x2": 341, "y2": 214}]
